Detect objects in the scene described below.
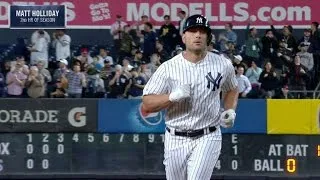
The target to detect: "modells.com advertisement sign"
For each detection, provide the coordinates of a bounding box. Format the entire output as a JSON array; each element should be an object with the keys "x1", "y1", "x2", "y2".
[{"x1": 0, "y1": 0, "x2": 317, "y2": 29}]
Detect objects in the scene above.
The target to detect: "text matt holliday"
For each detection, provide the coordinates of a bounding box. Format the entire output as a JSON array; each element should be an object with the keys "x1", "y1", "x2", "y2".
[{"x1": 16, "y1": 10, "x2": 60, "y2": 17}]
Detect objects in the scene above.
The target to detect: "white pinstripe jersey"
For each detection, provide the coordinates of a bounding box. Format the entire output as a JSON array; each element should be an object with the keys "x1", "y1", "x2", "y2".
[{"x1": 143, "y1": 52, "x2": 238, "y2": 130}]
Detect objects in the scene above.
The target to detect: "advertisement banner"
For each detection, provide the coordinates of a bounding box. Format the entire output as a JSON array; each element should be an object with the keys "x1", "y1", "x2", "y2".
[
  {"x1": 0, "y1": 99, "x2": 97, "y2": 132},
  {"x1": 310, "y1": 100, "x2": 320, "y2": 134},
  {"x1": 9, "y1": 5, "x2": 66, "y2": 29},
  {"x1": 98, "y1": 99, "x2": 267, "y2": 133},
  {"x1": 98, "y1": 99, "x2": 166, "y2": 133},
  {"x1": 267, "y1": 99, "x2": 320, "y2": 134},
  {"x1": 0, "y1": 0, "x2": 318, "y2": 29}
]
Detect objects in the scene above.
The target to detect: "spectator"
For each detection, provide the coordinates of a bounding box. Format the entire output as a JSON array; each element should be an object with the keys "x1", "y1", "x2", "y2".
[
  {"x1": 76, "y1": 48, "x2": 93, "y2": 65},
  {"x1": 110, "y1": 15, "x2": 127, "y2": 60},
  {"x1": 139, "y1": 61, "x2": 152, "y2": 82},
  {"x1": 130, "y1": 46, "x2": 139, "y2": 57},
  {"x1": 208, "y1": 39, "x2": 221, "y2": 55},
  {"x1": 50, "y1": 79, "x2": 66, "y2": 98},
  {"x1": 119, "y1": 25, "x2": 136, "y2": 62},
  {"x1": 85, "y1": 69, "x2": 105, "y2": 98},
  {"x1": 28, "y1": 30, "x2": 49, "y2": 68},
  {"x1": 74, "y1": 58, "x2": 90, "y2": 73},
  {"x1": 100, "y1": 60, "x2": 114, "y2": 80},
  {"x1": 53, "y1": 59, "x2": 69, "y2": 82},
  {"x1": 245, "y1": 61, "x2": 262, "y2": 98},
  {"x1": 14, "y1": 56, "x2": 30, "y2": 97},
  {"x1": 31, "y1": 29, "x2": 50, "y2": 45},
  {"x1": 233, "y1": 55, "x2": 248, "y2": 71},
  {"x1": 108, "y1": 65, "x2": 130, "y2": 98},
  {"x1": 6, "y1": 62, "x2": 27, "y2": 98},
  {"x1": 259, "y1": 62, "x2": 279, "y2": 98},
  {"x1": 296, "y1": 44, "x2": 314, "y2": 72},
  {"x1": 171, "y1": 46, "x2": 183, "y2": 57},
  {"x1": 159, "y1": 15, "x2": 179, "y2": 53},
  {"x1": 100, "y1": 60, "x2": 114, "y2": 94},
  {"x1": 218, "y1": 23, "x2": 237, "y2": 52},
  {"x1": 148, "y1": 53, "x2": 161, "y2": 74},
  {"x1": 274, "y1": 39, "x2": 293, "y2": 76},
  {"x1": 66, "y1": 64, "x2": 87, "y2": 98},
  {"x1": 95, "y1": 74, "x2": 106, "y2": 98},
  {"x1": 92, "y1": 57, "x2": 104, "y2": 72},
  {"x1": 207, "y1": 41, "x2": 215, "y2": 53},
  {"x1": 244, "y1": 19, "x2": 262, "y2": 66},
  {"x1": 223, "y1": 41, "x2": 239, "y2": 60},
  {"x1": 245, "y1": 61, "x2": 262, "y2": 84},
  {"x1": 96, "y1": 46, "x2": 114, "y2": 66},
  {"x1": 236, "y1": 66, "x2": 252, "y2": 98},
  {"x1": 14, "y1": 38, "x2": 29, "y2": 63},
  {"x1": 36, "y1": 60, "x2": 52, "y2": 97},
  {"x1": 25, "y1": 66, "x2": 45, "y2": 98},
  {"x1": 296, "y1": 44, "x2": 314, "y2": 92},
  {"x1": 80, "y1": 60, "x2": 91, "y2": 74},
  {"x1": 137, "y1": 15, "x2": 149, "y2": 31},
  {"x1": 297, "y1": 29, "x2": 318, "y2": 53},
  {"x1": 280, "y1": 85, "x2": 294, "y2": 99},
  {"x1": 143, "y1": 22, "x2": 157, "y2": 60},
  {"x1": 155, "y1": 39, "x2": 170, "y2": 63},
  {"x1": 178, "y1": 11, "x2": 187, "y2": 37},
  {"x1": 135, "y1": 15, "x2": 150, "y2": 48},
  {"x1": 52, "y1": 29, "x2": 71, "y2": 61},
  {"x1": 177, "y1": 10, "x2": 186, "y2": 47},
  {"x1": 132, "y1": 50, "x2": 144, "y2": 68},
  {"x1": 128, "y1": 68, "x2": 146, "y2": 99},
  {"x1": 286, "y1": 55, "x2": 309, "y2": 98},
  {"x1": 121, "y1": 57, "x2": 134, "y2": 78},
  {"x1": 13, "y1": 56, "x2": 30, "y2": 76},
  {"x1": 270, "y1": 21, "x2": 298, "y2": 53},
  {"x1": 261, "y1": 29, "x2": 279, "y2": 63}
]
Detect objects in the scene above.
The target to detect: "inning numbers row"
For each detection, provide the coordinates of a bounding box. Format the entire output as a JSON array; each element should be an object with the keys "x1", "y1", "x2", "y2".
[{"x1": 26, "y1": 133, "x2": 165, "y2": 143}]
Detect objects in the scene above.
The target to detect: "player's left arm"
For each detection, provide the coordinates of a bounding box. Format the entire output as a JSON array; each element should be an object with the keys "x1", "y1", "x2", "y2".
[
  {"x1": 221, "y1": 61, "x2": 239, "y2": 110},
  {"x1": 223, "y1": 87, "x2": 238, "y2": 110},
  {"x1": 220, "y1": 61, "x2": 239, "y2": 128}
]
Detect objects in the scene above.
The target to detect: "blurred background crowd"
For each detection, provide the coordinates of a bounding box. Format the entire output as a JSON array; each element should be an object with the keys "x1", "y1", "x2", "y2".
[{"x1": 0, "y1": 12, "x2": 319, "y2": 99}]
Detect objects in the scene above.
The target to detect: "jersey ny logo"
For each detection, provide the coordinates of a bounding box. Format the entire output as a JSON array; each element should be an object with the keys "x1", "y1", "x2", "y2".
[
  {"x1": 196, "y1": 17, "x2": 203, "y2": 24},
  {"x1": 205, "y1": 72, "x2": 222, "y2": 91}
]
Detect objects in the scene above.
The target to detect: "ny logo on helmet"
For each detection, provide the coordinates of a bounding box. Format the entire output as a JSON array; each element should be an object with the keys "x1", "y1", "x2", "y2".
[{"x1": 196, "y1": 17, "x2": 203, "y2": 24}]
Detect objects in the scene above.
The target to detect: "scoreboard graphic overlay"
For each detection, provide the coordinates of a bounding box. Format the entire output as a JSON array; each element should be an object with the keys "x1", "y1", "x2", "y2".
[
  {"x1": 0, "y1": 133, "x2": 318, "y2": 178},
  {"x1": 9, "y1": 5, "x2": 66, "y2": 29}
]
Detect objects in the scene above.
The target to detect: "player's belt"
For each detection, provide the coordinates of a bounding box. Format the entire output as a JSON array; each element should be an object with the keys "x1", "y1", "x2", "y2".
[{"x1": 166, "y1": 126, "x2": 217, "y2": 137}]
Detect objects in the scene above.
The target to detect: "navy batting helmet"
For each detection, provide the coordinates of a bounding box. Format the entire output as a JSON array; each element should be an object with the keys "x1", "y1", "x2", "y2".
[{"x1": 183, "y1": 14, "x2": 212, "y2": 45}]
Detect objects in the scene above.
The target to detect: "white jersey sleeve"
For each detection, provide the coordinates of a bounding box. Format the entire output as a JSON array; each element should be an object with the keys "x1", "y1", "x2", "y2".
[
  {"x1": 221, "y1": 60, "x2": 238, "y2": 92},
  {"x1": 143, "y1": 63, "x2": 168, "y2": 95}
]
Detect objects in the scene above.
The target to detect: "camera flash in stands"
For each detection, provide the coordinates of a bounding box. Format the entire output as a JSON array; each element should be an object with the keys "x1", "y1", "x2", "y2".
[{"x1": 317, "y1": 145, "x2": 320, "y2": 157}]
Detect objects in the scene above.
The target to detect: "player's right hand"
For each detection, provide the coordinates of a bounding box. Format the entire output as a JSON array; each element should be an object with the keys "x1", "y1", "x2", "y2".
[{"x1": 169, "y1": 84, "x2": 191, "y2": 102}]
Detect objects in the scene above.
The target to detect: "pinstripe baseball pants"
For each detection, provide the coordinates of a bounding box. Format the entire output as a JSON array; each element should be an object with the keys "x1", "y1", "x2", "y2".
[{"x1": 163, "y1": 127, "x2": 222, "y2": 180}]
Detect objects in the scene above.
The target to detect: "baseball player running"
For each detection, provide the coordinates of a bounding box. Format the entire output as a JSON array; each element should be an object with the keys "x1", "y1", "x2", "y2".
[{"x1": 142, "y1": 14, "x2": 239, "y2": 180}]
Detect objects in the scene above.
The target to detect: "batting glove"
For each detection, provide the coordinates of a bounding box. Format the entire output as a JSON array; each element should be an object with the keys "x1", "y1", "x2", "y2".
[
  {"x1": 169, "y1": 84, "x2": 191, "y2": 102},
  {"x1": 220, "y1": 109, "x2": 236, "y2": 128}
]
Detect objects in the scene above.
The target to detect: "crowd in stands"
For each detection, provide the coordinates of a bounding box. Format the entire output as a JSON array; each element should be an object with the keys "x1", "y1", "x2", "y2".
[{"x1": 1, "y1": 12, "x2": 319, "y2": 99}]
